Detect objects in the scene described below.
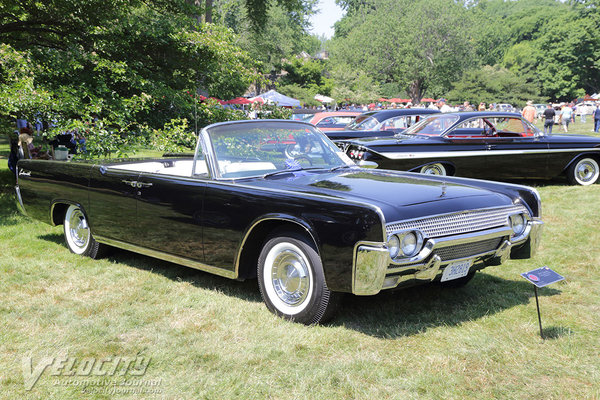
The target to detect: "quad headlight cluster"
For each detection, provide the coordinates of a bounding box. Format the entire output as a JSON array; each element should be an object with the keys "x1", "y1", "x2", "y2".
[
  {"x1": 509, "y1": 213, "x2": 529, "y2": 239},
  {"x1": 386, "y1": 230, "x2": 424, "y2": 259}
]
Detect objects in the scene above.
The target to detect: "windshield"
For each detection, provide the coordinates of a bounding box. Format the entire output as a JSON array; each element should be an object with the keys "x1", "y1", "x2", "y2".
[
  {"x1": 345, "y1": 114, "x2": 378, "y2": 130},
  {"x1": 400, "y1": 114, "x2": 460, "y2": 136},
  {"x1": 203, "y1": 121, "x2": 354, "y2": 179}
]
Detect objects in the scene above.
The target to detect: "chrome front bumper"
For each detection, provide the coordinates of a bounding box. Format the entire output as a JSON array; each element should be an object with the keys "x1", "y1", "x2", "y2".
[{"x1": 352, "y1": 218, "x2": 543, "y2": 296}]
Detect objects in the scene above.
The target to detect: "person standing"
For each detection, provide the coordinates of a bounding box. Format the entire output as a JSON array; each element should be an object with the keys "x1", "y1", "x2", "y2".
[
  {"x1": 437, "y1": 98, "x2": 452, "y2": 113},
  {"x1": 560, "y1": 103, "x2": 573, "y2": 133},
  {"x1": 478, "y1": 102, "x2": 486, "y2": 111},
  {"x1": 543, "y1": 103, "x2": 556, "y2": 134},
  {"x1": 594, "y1": 102, "x2": 600, "y2": 133},
  {"x1": 521, "y1": 100, "x2": 536, "y2": 123}
]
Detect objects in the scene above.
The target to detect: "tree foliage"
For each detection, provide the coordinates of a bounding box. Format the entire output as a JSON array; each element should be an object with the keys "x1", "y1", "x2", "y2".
[
  {"x1": 328, "y1": 0, "x2": 600, "y2": 103},
  {"x1": 329, "y1": 0, "x2": 473, "y2": 103},
  {"x1": 447, "y1": 65, "x2": 543, "y2": 105}
]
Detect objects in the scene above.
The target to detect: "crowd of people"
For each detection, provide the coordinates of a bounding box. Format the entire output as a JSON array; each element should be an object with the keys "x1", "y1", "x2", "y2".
[
  {"x1": 7, "y1": 119, "x2": 85, "y2": 173},
  {"x1": 521, "y1": 100, "x2": 600, "y2": 134}
]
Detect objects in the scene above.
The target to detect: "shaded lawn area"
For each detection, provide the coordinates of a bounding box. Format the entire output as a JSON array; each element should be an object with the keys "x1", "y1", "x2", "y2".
[{"x1": 0, "y1": 145, "x2": 599, "y2": 398}]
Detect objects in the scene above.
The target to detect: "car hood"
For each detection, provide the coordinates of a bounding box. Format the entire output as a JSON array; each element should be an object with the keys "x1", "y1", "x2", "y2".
[{"x1": 247, "y1": 168, "x2": 514, "y2": 222}]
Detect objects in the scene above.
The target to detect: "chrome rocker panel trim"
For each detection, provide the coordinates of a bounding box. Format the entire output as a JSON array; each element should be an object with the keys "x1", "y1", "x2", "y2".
[{"x1": 95, "y1": 236, "x2": 236, "y2": 279}]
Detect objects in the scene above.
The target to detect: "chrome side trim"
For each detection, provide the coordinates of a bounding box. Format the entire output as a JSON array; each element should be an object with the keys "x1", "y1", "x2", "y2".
[
  {"x1": 382, "y1": 147, "x2": 600, "y2": 160},
  {"x1": 95, "y1": 236, "x2": 236, "y2": 279},
  {"x1": 15, "y1": 185, "x2": 27, "y2": 216}
]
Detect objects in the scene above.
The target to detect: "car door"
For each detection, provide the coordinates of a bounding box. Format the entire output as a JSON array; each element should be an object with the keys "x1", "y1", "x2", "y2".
[
  {"x1": 88, "y1": 166, "x2": 140, "y2": 243},
  {"x1": 483, "y1": 117, "x2": 549, "y2": 179},
  {"x1": 441, "y1": 121, "x2": 491, "y2": 178},
  {"x1": 134, "y1": 172, "x2": 207, "y2": 262}
]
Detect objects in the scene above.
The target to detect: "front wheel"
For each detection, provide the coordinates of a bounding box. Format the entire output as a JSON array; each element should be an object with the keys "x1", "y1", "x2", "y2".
[
  {"x1": 567, "y1": 157, "x2": 599, "y2": 186},
  {"x1": 420, "y1": 163, "x2": 447, "y2": 176},
  {"x1": 63, "y1": 204, "x2": 106, "y2": 258},
  {"x1": 257, "y1": 231, "x2": 341, "y2": 324}
]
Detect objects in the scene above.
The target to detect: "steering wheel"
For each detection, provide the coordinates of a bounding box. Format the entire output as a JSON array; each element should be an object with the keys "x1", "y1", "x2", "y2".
[{"x1": 483, "y1": 126, "x2": 496, "y2": 136}]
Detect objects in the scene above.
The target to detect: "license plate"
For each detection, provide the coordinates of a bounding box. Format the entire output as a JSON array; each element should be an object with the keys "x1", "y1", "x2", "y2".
[{"x1": 441, "y1": 260, "x2": 473, "y2": 282}]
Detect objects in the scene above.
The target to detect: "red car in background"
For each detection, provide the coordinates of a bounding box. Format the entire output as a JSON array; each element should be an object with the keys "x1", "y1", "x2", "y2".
[{"x1": 309, "y1": 111, "x2": 361, "y2": 131}]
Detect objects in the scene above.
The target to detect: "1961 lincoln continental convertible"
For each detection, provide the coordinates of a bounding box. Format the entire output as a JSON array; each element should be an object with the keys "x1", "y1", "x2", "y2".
[
  {"x1": 340, "y1": 112, "x2": 600, "y2": 185},
  {"x1": 16, "y1": 120, "x2": 543, "y2": 324}
]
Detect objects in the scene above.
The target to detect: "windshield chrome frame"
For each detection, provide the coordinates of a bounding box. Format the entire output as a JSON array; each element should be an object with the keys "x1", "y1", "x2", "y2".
[{"x1": 197, "y1": 119, "x2": 351, "y2": 181}]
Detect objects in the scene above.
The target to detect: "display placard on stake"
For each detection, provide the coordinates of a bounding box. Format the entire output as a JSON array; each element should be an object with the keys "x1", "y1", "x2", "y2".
[{"x1": 520, "y1": 266, "x2": 565, "y2": 340}]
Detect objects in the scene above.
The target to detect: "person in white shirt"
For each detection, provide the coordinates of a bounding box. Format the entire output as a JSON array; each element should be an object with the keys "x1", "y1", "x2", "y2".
[{"x1": 437, "y1": 98, "x2": 452, "y2": 113}]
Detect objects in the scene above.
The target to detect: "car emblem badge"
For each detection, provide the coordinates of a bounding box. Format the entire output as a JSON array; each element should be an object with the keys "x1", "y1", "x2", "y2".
[{"x1": 440, "y1": 182, "x2": 447, "y2": 197}]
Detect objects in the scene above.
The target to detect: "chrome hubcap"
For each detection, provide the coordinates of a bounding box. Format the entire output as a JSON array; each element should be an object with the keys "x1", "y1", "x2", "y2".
[
  {"x1": 69, "y1": 209, "x2": 89, "y2": 248},
  {"x1": 576, "y1": 160, "x2": 598, "y2": 183},
  {"x1": 422, "y1": 164, "x2": 445, "y2": 175},
  {"x1": 271, "y1": 250, "x2": 310, "y2": 306}
]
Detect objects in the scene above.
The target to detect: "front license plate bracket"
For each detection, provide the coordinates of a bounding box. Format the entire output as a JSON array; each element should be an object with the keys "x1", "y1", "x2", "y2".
[{"x1": 441, "y1": 260, "x2": 473, "y2": 282}]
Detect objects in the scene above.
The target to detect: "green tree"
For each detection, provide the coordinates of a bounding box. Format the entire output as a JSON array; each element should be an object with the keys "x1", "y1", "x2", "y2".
[
  {"x1": 447, "y1": 65, "x2": 543, "y2": 106},
  {"x1": 329, "y1": 0, "x2": 474, "y2": 103},
  {"x1": 0, "y1": 0, "x2": 259, "y2": 129}
]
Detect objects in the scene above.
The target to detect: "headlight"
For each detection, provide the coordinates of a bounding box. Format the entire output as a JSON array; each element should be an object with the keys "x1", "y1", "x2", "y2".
[
  {"x1": 509, "y1": 213, "x2": 526, "y2": 237},
  {"x1": 387, "y1": 235, "x2": 400, "y2": 259},
  {"x1": 399, "y1": 231, "x2": 421, "y2": 257},
  {"x1": 388, "y1": 231, "x2": 423, "y2": 259}
]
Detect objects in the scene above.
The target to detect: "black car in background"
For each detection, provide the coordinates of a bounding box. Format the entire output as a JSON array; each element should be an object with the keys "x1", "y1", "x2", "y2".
[{"x1": 340, "y1": 112, "x2": 600, "y2": 185}]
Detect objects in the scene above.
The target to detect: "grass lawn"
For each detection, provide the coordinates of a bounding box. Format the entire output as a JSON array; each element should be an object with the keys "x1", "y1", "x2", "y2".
[{"x1": 0, "y1": 131, "x2": 599, "y2": 399}]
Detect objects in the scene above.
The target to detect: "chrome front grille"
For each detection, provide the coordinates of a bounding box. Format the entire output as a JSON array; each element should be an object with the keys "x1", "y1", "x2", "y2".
[
  {"x1": 435, "y1": 238, "x2": 502, "y2": 261},
  {"x1": 386, "y1": 205, "x2": 528, "y2": 238}
]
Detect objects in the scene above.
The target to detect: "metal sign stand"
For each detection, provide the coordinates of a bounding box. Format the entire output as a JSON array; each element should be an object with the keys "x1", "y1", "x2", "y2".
[
  {"x1": 520, "y1": 266, "x2": 565, "y2": 341},
  {"x1": 534, "y1": 286, "x2": 544, "y2": 340}
]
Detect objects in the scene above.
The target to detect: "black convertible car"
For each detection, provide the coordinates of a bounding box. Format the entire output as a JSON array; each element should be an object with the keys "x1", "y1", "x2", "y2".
[
  {"x1": 340, "y1": 112, "x2": 600, "y2": 185},
  {"x1": 16, "y1": 120, "x2": 543, "y2": 324}
]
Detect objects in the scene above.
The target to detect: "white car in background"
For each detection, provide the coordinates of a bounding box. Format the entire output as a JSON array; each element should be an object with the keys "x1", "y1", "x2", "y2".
[
  {"x1": 497, "y1": 103, "x2": 515, "y2": 113},
  {"x1": 575, "y1": 102, "x2": 595, "y2": 116}
]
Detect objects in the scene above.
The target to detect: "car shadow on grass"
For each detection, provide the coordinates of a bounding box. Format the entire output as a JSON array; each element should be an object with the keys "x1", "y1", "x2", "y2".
[
  {"x1": 331, "y1": 273, "x2": 561, "y2": 338},
  {"x1": 38, "y1": 232, "x2": 263, "y2": 304},
  {"x1": 37, "y1": 231, "x2": 562, "y2": 336}
]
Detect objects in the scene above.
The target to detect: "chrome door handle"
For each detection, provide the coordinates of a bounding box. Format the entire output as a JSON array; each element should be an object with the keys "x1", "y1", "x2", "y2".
[{"x1": 122, "y1": 180, "x2": 152, "y2": 188}]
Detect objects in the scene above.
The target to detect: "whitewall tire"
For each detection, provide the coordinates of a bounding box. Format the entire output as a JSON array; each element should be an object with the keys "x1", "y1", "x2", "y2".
[
  {"x1": 63, "y1": 205, "x2": 106, "y2": 258},
  {"x1": 258, "y1": 231, "x2": 341, "y2": 324},
  {"x1": 567, "y1": 157, "x2": 599, "y2": 186}
]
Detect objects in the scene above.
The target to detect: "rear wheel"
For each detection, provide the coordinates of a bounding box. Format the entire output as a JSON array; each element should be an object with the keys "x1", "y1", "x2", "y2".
[
  {"x1": 420, "y1": 163, "x2": 447, "y2": 176},
  {"x1": 257, "y1": 231, "x2": 341, "y2": 324},
  {"x1": 63, "y1": 204, "x2": 106, "y2": 258},
  {"x1": 567, "y1": 157, "x2": 599, "y2": 186}
]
